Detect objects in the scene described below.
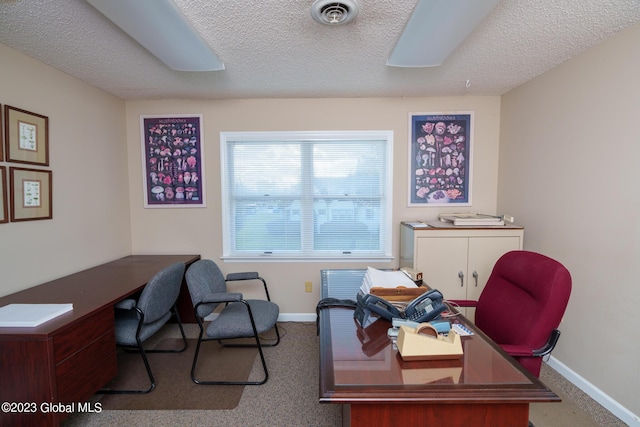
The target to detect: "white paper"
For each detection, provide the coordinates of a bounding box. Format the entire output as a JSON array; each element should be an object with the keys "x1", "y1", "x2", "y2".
[
  {"x1": 0, "y1": 303, "x2": 73, "y2": 327},
  {"x1": 360, "y1": 267, "x2": 417, "y2": 294}
]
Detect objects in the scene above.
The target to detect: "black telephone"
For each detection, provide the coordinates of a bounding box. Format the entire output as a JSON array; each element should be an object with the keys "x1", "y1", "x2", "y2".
[
  {"x1": 355, "y1": 289, "x2": 446, "y2": 323},
  {"x1": 404, "y1": 289, "x2": 446, "y2": 323},
  {"x1": 356, "y1": 292, "x2": 402, "y2": 321}
]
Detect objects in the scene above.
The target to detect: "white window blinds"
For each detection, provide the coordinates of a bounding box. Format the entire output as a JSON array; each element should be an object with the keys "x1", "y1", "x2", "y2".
[{"x1": 220, "y1": 131, "x2": 393, "y2": 260}]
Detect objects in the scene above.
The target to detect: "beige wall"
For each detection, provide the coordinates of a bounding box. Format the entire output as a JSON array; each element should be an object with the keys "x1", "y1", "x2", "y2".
[
  {"x1": 125, "y1": 97, "x2": 501, "y2": 314},
  {"x1": 498, "y1": 23, "x2": 640, "y2": 418},
  {"x1": 0, "y1": 43, "x2": 131, "y2": 297}
]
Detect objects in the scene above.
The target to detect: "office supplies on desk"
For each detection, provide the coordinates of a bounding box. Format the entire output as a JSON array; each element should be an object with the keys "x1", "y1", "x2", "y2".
[
  {"x1": 397, "y1": 324, "x2": 463, "y2": 361},
  {"x1": 360, "y1": 267, "x2": 426, "y2": 302}
]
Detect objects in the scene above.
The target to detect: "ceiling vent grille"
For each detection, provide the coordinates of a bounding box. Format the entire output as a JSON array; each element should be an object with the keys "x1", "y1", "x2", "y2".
[{"x1": 311, "y1": 0, "x2": 359, "y2": 25}]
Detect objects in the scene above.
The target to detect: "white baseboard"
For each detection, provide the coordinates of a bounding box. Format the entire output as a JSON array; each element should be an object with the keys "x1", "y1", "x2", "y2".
[
  {"x1": 278, "y1": 313, "x2": 316, "y2": 322},
  {"x1": 546, "y1": 356, "x2": 639, "y2": 427}
]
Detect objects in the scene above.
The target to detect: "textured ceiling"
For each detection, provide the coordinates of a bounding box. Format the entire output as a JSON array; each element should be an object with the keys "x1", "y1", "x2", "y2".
[{"x1": 1, "y1": 0, "x2": 639, "y2": 101}]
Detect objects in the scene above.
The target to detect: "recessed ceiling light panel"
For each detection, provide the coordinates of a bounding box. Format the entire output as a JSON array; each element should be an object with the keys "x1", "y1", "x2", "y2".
[
  {"x1": 387, "y1": 0, "x2": 500, "y2": 67},
  {"x1": 311, "y1": 0, "x2": 359, "y2": 25},
  {"x1": 86, "y1": 0, "x2": 224, "y2": 71}
]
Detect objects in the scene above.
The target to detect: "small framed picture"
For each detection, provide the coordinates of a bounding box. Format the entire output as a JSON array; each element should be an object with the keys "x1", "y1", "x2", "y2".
[
  {"x1": 4, "y1": 105, "x2": 49, "y2": 166},
  {"x1": 0, "y1": 167, "x2": 7, "y2": 224},
  {"x1": 9, "y1": 167, "x2": 52, "y2": 222},
  {"x1": 0, "y1": 103, "x2": 4, "y2": 162}
]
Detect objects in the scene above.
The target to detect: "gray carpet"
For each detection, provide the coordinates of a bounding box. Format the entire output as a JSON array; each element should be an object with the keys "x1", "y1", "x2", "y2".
[{"x1": 63, "y1": 322, "x2": 625, "y2": 427}]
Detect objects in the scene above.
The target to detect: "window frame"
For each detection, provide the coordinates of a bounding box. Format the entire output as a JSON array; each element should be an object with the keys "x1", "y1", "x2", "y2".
[{"x1": 220, "y1": 130, "x2": 394, "y2": 262}]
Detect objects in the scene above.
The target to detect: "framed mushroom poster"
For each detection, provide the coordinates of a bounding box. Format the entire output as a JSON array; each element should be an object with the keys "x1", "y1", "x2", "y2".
[
  {"x1": 140, "y1": 114, "x2": 205, "y2": 208},
  {"x1": 409, "y1": 112, "x2": 473, "y2": 206}
]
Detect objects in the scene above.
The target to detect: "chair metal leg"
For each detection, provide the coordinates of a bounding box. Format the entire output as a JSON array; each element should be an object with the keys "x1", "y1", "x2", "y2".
[
  {"x1": 100, "y1": 307, "x2": 186, "y2": 394},
  {"x1": 100, "y1": 336, "x2": 156, "y2": 394},
  {"x1": 190, "y1": 310, "x2": 280, "y2": 386},
  {"x1": 191, "y1": 331, "x2": 271, "y2": 386}
]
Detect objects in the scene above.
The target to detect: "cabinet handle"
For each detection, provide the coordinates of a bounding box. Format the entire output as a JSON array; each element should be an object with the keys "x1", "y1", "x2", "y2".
[
  {"x1": 472, "y1": 271, "x2": 479, "y2": 287},
  {"x1": 458, "y1": 271, "x2": 464, "y2": 286}
]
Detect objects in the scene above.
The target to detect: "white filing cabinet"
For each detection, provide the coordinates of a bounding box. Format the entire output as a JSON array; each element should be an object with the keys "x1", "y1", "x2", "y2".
[{"x1": 400, "y1": 221, "x2": 524, "y2": 321}]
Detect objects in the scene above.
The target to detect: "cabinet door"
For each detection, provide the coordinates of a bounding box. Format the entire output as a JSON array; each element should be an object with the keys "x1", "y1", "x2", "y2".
[
  {"x1": 416, "y1": 237, "x2": 468, "y2": 300},
  {"x1": 467, "y1": 236, "x2": 522, "y2": 302}
]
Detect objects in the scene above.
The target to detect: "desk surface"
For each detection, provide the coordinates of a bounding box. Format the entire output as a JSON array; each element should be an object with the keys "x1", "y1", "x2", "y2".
[
  {"x1": 319, "y1": 308, "x2": 559, "y2": 404},
  {"x1": 0, "y1": 254, "x2": 200, "y2": 337}
]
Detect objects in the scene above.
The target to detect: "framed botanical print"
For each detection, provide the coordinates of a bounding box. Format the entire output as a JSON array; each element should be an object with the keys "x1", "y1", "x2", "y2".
[
  {"x1": 0, "y1": 167, "x2": 7, "y2": 224},
  {"x1": 140, "y1": 114, "x2": 205, "y2": 208},
  {"x1": 0, "y1": 104, "x2": 3, "y2": 162},
  {"x1": 4, "y1": 105, "x2": 49, "y2": 166},
  {"x1": 9, "y1": 167, "x2": 52, "y2": 221},
  {"x1": 409, "y1": 112, "x2": 473, "y2": 206}
]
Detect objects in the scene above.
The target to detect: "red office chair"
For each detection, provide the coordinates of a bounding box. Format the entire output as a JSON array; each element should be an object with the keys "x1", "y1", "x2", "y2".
[{"x1": 453, "y1": 250, "x2": 571, "y2": 377}]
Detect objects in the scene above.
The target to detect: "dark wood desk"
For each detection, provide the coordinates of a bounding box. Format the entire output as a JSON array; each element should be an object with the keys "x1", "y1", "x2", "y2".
[
  {"x1": 0, "y1": 254, "x2": 200, "y2": 427},
  {"x1": 318, "y1": 269, "x2": 559, "y2": 427}
]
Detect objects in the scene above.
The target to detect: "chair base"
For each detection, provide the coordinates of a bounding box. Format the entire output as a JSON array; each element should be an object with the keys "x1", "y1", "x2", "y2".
[
  {"x1": 191, "y1": 323, "x2": 281, "y2": 386},
  {"x1": 100, "y1": 312, "x2": 187, "y2": 394}
]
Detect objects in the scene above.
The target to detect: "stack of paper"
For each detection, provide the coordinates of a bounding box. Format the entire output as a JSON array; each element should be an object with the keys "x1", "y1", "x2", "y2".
[
  {"x1": 0, "y1": 303, "x2": 73, "y2": 327},
  {"x1": 360, "y1": 267, "x2": 417, "y2": 294},
  {"x1": 439, "y1": 213, "x2": 504, "y2": 226}
]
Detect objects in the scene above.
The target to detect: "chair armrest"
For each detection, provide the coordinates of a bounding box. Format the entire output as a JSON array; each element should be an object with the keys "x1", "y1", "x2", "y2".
[
  {"x1": 447, "y1": 299, "x2": 477, "y2": 308},
  {"x1": 201, "y1": 292, "x2": 243, "y2": 304},
  {"x1": 226, "y1": 272, "x2": 260, "y2": 281},
  {"x1": 226, "y1": 272, "x2": 273, "y2": 302},
  {"x1": 500, "y1": 344, "x2": 534, "y2": 357},
  {"x1": 115, "y1": 298, "x2": 136, "y2": 310},
  {"x1": 501, "y1": 330, "x2": 561, "y2": 358},
  {"x1": 532, "y1": 329, "x2": 561, "y2": 357}
]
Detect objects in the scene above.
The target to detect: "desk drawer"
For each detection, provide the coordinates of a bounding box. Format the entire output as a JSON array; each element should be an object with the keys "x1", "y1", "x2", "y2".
[
  {"x1": 55, "y1": 330, "x2": 117, "y2": 403},
  {"x1": 53, "y1": 307, "x2": 113, "y2": 365}
]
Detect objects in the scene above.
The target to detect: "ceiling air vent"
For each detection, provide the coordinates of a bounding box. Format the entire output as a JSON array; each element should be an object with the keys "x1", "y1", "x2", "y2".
[{"x1": 311, "y1": 0, "x2": 359, "y2": 25}]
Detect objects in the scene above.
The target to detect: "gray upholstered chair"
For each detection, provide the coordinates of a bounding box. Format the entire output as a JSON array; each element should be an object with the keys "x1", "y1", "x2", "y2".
[
  {"x1": 101, "y1": 262, "x2": 188, "y2": 394},
  {"x1": 185, "y1": 259, "x2": 280, "y2": 385}
]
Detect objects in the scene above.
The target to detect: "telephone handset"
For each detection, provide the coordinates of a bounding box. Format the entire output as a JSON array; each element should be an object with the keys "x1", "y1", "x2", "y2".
[
  {"x1": 355, "y1": 289, "x2": 446, "y2": 323},
  {"x1": 357, "y1": 292, "x2": 402, "y2": 321},
  {"x1": 404, "y1": 289, "x2": 446, "y2": 323}
]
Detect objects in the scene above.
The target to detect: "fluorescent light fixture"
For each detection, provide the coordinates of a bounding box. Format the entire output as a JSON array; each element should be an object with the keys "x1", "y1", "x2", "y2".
[
  {"x1": 387, "y1": 0, "x2": 499, "y2": 68},
  {"x1": 86, "y1": 0, "x2": 224, "y2": 71}
]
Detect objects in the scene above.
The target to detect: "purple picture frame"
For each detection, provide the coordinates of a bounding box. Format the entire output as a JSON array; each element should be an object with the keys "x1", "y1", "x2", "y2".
[
  {"x1": 140, "y1": 115, "x2": 205, "y2": 208},
  {"x1": 409, "y1": 112, "x2": 473, "y2": 206}
]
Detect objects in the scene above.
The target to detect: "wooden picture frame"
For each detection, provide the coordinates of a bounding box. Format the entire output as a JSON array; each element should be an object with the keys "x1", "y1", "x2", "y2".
[
  {"x1": 0, "y1": 167, "x2": 7, "y2": 224},
  {"x1": 0, "y1": 103, "x2": 4, "y2": 162},
  {"x1": 10, "y1": 167, "x2": 52, "y2": 221},
  {"x1": 4, "y1": 105, "x2": 49, "y2": 166}
]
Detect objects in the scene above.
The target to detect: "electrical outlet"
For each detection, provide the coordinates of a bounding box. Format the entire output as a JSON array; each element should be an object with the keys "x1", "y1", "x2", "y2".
[{"x1": 305, "y1": 281, "x2": 312, "y2": 293}]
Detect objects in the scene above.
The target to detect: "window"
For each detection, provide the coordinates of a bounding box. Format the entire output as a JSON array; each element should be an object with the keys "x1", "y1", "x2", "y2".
[{"x1": 220, "y1": 131, "x2": 393, "y2": 260}]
